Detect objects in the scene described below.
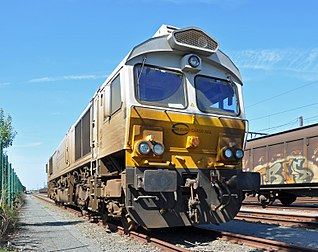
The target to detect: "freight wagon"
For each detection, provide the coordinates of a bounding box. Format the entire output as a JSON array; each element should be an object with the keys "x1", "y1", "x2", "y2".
[{"x1": 243, "y1": 123, "x2": 318, "y2": 206}]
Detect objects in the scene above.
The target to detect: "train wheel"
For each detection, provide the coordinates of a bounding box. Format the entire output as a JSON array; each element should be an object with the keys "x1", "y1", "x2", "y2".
[
  {"x1": 278, "y1": 193, "x2": 297, "y2": 206},
  {"x1": 258, "y1": 194, "x2": 275, "y2": 208},
  {"x1": 258, "y1": 194, "x2": 270, "y2": 208},
  {"x1": 80, "y1": 205, "x2": 88, "y2": 217},
  {"x1": 99, "y1": 203, "x2": 108, "y2": 225},
  {"x1": 121, "y1": 210, "x2": 138, "y2": 234}
]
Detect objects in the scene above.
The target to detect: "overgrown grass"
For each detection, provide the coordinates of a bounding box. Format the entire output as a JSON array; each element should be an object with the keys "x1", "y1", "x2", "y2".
[
  {"x1": 0, "y1": 192, "x2": 25, "y2": 238},
  {"x1": 0, "y1": 248, "x2": 10, "y2": 252},
  {"x1": 0, "y1": 193, "x2": 25, "y2": 251},
  {"x1": 0, "y1": 245, "x2": 9, "y2": 251}
]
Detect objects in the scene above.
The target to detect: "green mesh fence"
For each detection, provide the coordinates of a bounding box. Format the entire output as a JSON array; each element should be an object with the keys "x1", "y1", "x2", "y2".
[{"x1": 0, "y1": 143, "x2": 24, "y2": 208}]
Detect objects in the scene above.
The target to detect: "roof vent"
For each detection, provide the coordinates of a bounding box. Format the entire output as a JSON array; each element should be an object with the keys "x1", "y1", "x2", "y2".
[{"x1": 168, "y1": 27, "x2": 219, "y2": 55}]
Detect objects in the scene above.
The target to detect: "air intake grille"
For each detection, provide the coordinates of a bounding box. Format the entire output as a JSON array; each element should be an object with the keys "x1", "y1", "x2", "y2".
[{"x1": 174, "y1": 29, "x2": 218, "y2": 51}]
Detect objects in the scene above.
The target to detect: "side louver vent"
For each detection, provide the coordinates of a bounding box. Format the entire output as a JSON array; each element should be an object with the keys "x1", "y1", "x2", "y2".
[{"x1": 168, "y1": 27, "x2": 219, "y2": 55}]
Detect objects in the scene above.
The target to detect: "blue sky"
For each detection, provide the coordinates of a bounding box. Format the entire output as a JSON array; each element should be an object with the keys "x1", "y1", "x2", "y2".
[{"x1": 1, "y1": 0, "x2": 318, "y2": 189}]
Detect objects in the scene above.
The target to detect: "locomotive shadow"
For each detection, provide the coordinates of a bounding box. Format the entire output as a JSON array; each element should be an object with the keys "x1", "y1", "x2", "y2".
[
  {"x1": 143, "y1": 226, "x2": 219, "y2": 245},
  {"x1": 21, "y1": 220, "x2": 83, "y2": 227}
]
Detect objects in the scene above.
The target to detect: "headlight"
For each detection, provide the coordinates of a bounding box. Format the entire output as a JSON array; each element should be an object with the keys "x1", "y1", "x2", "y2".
[
  {"x1": 153, "y1": 143, "x2": 165, "y2": 156},
  {"x1": 235, "y1": 149, "x2": 244, "y2": 159},
  {"x1": 223, "y1": 148, "x2": 233, "y2": 159},
  {"x1": 138, "y1": 142, "x2": 151, "y2": 155},
  {"x1": 188, "y1": 55, "x2": 200, "y2": 68}
]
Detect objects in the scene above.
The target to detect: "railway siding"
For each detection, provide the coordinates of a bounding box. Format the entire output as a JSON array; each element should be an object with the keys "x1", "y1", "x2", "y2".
[{"x1": 199, "y1": 219, "x2": 318, "y2": 251}]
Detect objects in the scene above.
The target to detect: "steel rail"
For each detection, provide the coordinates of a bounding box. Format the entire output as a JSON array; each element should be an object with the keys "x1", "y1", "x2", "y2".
[
  {"x1": 243, "y1": 196, "x2": 318, "y2": 208},
  {"x1": 236, "y1": 210, "x2": 318, "y2": 229},
  {"x1": 128, "y1": 229, "x2": 190, "y2": 252},
  {"x1": 104, "y1": 221, "x2": 191, "y2": 252},
  {"x1": 218, "y1": 230, "x2": 318, "y2": 252}
]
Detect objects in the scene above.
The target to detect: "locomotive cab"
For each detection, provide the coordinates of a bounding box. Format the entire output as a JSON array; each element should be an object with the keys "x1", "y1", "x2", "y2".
[{"x1": 122, "y1": 25, "x2": 260, "y2": 228}]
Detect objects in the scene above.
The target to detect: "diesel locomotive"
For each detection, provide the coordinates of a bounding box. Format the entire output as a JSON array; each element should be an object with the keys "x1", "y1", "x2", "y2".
[
  {"x1": 244, "y1": 123, "x2": 318, "y2": 207},
  {"x1": 46, "y1": 25, "x2": 259, "y2": 230}
]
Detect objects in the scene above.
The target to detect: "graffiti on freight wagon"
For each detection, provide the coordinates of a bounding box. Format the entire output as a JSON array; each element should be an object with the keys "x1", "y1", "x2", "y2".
[{"x1": 254, "y1": 156, "x2": 318, "y2": 184}]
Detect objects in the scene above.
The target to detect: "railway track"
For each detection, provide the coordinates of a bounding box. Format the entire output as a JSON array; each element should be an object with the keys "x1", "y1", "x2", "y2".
[
  {"x1": 243, "y1": 196, "x2": 318, "y2": 207},
  {"x1": 110, "y1": 225, "x2": 190, "y2": 252},
  {"x1": 149, "y1": 225, "x2": 318, "y2": 252},
  {"x1": 32, "y1": 193, "x2": 318, "y2": 251},
  {"x1": 211, "y1": 229, "x2": 318, "y2": 252},
  {"x1": 237, "y1": 206, "x2": 318, "y2": 229}
]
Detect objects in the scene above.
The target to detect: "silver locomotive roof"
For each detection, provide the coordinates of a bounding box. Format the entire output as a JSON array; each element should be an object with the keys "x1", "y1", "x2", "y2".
[{"x1": 126, "y1": 24, "x2": 241, "y2": 84}]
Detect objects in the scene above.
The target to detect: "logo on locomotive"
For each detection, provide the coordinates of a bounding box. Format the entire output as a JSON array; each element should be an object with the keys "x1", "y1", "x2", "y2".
[{"x1": 172, "y1": 123, "x2": 190, "y2": 135}]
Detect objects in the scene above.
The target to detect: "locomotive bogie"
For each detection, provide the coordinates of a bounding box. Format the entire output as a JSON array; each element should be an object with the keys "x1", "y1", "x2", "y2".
[
  {"x1": 47, "y1": 24, "x2": 260, "y2": 229},
  {"x1": 124, "y1": 167, "x2": 243, "y2": 228}
]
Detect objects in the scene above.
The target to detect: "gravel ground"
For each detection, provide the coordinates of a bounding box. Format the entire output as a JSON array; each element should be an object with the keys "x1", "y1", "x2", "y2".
[
  {"x1": 7, "y1": 195, "x2": 263, "y2": 252},
  {"x1": 8, "y1": 195, "x2": 160, "y2": 251},
  {"x1": 186, "y1": 241, "x2": 262, "y2": 252}
]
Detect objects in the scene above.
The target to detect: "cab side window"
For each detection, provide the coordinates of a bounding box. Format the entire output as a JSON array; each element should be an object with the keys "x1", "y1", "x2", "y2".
[
  {"x1": 104, "y1": 74, "x2": 122, "y2": 119},
  {"x1": 110, "y1": 74, "x2": 122, "y2": 114}
]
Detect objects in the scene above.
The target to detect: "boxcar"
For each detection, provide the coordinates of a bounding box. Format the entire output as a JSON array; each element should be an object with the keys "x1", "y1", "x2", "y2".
[{"x1": 243, "y1": 123, "x2": 318, "y2": 206}]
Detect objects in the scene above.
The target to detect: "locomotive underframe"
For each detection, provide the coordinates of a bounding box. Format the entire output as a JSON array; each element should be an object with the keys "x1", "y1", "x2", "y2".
[
  {"x1": 48, "y1": 159, "x2": 259, "y2": 229},
  {"x1": 124, "y1": 166, "x2": 259, "y2": 228}
]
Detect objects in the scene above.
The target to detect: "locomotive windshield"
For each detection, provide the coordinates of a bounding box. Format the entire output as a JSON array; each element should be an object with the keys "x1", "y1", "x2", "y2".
[
  {"x1": 135, "y1": 65, "x2": 186, "y2": 108},
  {"x1": 195, "y1": 76, "x2": 239, "y2": 115}
]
